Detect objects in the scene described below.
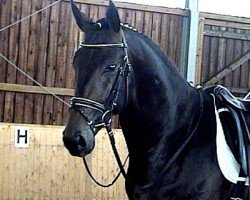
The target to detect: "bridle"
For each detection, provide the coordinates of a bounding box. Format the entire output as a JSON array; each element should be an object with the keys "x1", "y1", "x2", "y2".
[
  {"x1": 70, "y1": 29, "x2": 131, "y2": 132},
  {"x1": 70, "y1": 29, "x2": 131, "y2": 187}
]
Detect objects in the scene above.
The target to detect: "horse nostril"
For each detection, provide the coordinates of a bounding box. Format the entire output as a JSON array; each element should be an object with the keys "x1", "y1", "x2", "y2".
[{"x1": 76, "y1": 135, "x2": 86, "y2": 151}]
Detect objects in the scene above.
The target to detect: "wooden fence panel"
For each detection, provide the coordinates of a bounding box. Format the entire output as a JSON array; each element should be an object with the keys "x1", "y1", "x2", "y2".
[
  {"x1": 197, "y1": 13, "x2": 250, "y2": 96},
  {"x1": 0, "y1": 123, "x2": 128, "y2": 199},
  {"x1": 0, "y1": 0, "x2": 187, "y2": 126}
]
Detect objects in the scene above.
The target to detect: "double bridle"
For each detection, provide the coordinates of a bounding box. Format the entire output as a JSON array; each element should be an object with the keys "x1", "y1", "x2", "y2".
[{"x1": 70, "y1": 29, "x2": 131, "y2": 187}]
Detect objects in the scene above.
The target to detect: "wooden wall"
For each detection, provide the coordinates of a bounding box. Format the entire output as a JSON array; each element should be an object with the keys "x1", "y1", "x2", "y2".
[
  {"x1": 0, "y1": 123, "x2": 128, "y2": 199},
  {"x1": 0, "y1": 0, "x2": 188, "y2": 126},
  {"x1": 196, "y1": 13, "x2": 250, "y2": 96}
]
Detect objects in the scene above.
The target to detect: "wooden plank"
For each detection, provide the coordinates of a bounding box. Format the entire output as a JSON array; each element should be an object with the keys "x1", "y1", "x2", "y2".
[
  {"x1": 217, "y1": 26, "x2": 227, "y2": 85},
  {"x1": 23, "y1": 0, "x2": 42, "y2": 124},
  {"x1": 208, "y1": 26, "x2": 219, "y2": 78},
  {"x1": 62, "y1": 3, "x2": 78, "y2": 125},
  {"x1": 117, "y1": 7, "x2": 124, "y2": 22},
  {"x1": 169, "y1": 15, "x2": 178, "y2": 65},
  {"x1": 125, "y1": 9, "x2": 136, "y2": 26},
  {"x1": 29, "y1": 123, "x2": 39, "y2": 199},
  {"x1": 98, "y1": 5, "x2": 106, "y2": 19},
  {"x1": 68, "y1": 142, "x2": 76, "y2": 198},
  {"x1": 1, "y1": 125, "x2": 9, "y2": 198},
  {"x1": 175, "y1": 16, "x2": 183, "y2": 70},
  {"x1": 242, "y1": 41, "x2": 250, "y2": 88},
  {"x1": 160, "y1": 14, "x2": 170, "y2": 54},
  {"x1": 143, "y1": 12, "x2": 153, "y2": 38},
  {"x1": 204, "y1": 19, "x2": 250, "y2": 30},
  {"x1": 8, "y1": 124, "x2": 14, "y2": 199},
  {"x1": 232, "y1": 29, "x2": 243, "y2": 88},
  {"x1": 195, "y1": 17, "x2": 205, "y2": 84},
  {"x1": 0, "y1": 0, "x2": 11, "y2": 122},
  {"x1": 14, "y1": 0, "x2": 31, "y2": 124},
  {"x1": 204, "y1": 29, "x2": 250, "y2": 41},
  {"x1": 0, "y1": 83, "x2": 74, "y2": 96},
  {"x1": 204, "y1": 51, "x2": 250, "y2": 85},
  {"x1": 52, "y1": 1, "x2": 69, "y2": 125},
  {"x1": 151, "y1": 13, "x2": 161, "y2": 46},
  {"x1": 0, "y1": 122, "x2": 3, "y2": 200},
  {"x1": 179, "y1": 15, "x2": 189, "y2": 76},
  {"x1": 27, "y1": 124, "x2": 35, "y2": 199},
  {"x1": 5, "y1": 0, "x2": 21, "y2": 86},
  {"x1": 33, "y1": 0, "x2": 51, "y2": 124},
  {"x1": 200, "y1": 35, "x2": 210, "y2": 84},
  {"x1": 49, "y1": 130, "x2": 57, "y2": 199},
  {"x1": 89, "y1": 4, "x2": 99, "y2": 22},
  {"x1": 4, "y1": 0, "x2": 22, "y2": 123},
  {"x1": 134, "y1": 10, "x2": 144, "y2": 33},
  {"x1": 201, "y1": 12, "x2": 250, "y2": 24},
  {"x1": 224, "y1": 28, "x2": 236, "y2": 86},
  {"x1": 43, "y1": 1, "x2": 61, "y2": 125},
  {"x1": 45, "y1": 126, "x2": 52, "y2": 198},
  {"x1": 63, "y1": 0, "x2": 190, "y2": 17},
  {"x1": 13, "y1": 133, "x2": 23, "y2": 199}
]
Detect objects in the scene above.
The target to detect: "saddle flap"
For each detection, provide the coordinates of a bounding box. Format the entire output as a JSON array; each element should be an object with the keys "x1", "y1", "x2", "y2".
[{"x1": 206, "y1": 86, "x2": 250, "y2": 184}]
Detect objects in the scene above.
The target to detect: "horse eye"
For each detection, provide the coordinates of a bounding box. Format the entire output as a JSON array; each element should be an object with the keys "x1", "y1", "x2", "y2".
[{"x1": 107, "y1": 64, "x2": 117, "y2": 71}]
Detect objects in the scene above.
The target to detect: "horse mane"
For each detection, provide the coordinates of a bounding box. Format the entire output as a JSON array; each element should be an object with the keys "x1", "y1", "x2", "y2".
[
  {"x1": 92, "y1": 18, "x2": 179, "y2": 75},
  {"x1": 121, "y1": 22, "x2": 180, "y2": 75}
]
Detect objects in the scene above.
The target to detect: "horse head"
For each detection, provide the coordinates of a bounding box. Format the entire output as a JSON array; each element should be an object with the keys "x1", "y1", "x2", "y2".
[{"x1": 63, "y1": 0, "x2": 130, "y2": 157}]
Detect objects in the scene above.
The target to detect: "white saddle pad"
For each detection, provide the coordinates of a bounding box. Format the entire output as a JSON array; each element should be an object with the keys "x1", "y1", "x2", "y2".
[{"x1": 212, "y1": 95, "x2": 249, "y2": 186}]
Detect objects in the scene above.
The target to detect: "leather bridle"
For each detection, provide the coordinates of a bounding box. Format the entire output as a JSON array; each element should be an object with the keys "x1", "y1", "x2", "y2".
[
  {"x1": 70, "y1": 30, "x2": 131, "y2": 133},
  {"x1": 70, "y1": 29, "x2": 131, "y2": 187}
]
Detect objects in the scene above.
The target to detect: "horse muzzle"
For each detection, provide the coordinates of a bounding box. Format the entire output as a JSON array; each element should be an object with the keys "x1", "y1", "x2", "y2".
[{"x1": 62, "y1": 129, "x2": 95, "y2": 157}]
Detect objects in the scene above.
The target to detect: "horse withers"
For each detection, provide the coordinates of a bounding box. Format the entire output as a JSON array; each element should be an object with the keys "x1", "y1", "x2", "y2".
[{"x1": 63, "y1": 1, "x2": 248, "y2": 199}]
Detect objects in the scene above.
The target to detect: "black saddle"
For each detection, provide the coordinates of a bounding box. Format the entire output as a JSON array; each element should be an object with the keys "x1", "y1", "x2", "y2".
[
  {"x1": 213, "y1": 85, "x2": 250, "y2": 111},
  {"x1": 204, "y1": 85, "x2": 250, "y2": 198}
]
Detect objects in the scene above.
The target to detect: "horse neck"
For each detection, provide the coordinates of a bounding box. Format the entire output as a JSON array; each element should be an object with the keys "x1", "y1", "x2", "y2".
[{"x1": 119, "y1": 30, "x2": 202, "y2": 177}]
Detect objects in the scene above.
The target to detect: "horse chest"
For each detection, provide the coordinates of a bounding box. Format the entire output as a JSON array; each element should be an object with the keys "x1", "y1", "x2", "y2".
[{"x1": 126, "y1": 149, "x2": 229, "y2": 200}]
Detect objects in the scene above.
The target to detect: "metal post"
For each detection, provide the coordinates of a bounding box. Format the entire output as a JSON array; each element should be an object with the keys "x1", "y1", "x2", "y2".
[{"x1": 186, "y1": 0, "x2": 199, "y2": 84}]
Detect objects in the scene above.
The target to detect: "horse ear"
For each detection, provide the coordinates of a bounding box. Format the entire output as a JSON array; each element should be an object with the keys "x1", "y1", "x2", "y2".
[
  {"x1": 106, "y1": 1, "x2": 120, "y2": 33},
  {"x1": 71, "y1": 0, "x2": 93, "y2": 32}
]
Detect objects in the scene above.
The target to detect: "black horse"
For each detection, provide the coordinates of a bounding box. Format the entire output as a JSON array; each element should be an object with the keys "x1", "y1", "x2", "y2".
[{"x1": 63, "y1": 1, "x2": 248, "y2": 199}]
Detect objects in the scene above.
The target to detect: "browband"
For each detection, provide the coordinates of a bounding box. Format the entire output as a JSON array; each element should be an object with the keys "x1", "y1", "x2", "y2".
[{"x1": 79, "y1": 41, "x2": 127, "y2": 48}]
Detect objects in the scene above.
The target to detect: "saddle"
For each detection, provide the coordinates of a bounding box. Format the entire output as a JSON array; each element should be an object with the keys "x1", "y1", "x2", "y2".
[
  {"x1": 205, "y1": 85, "x2": 250, "y2": 197},
  {"x1": 214, "y1": 85, "x2": 250, "y2": 111}
]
